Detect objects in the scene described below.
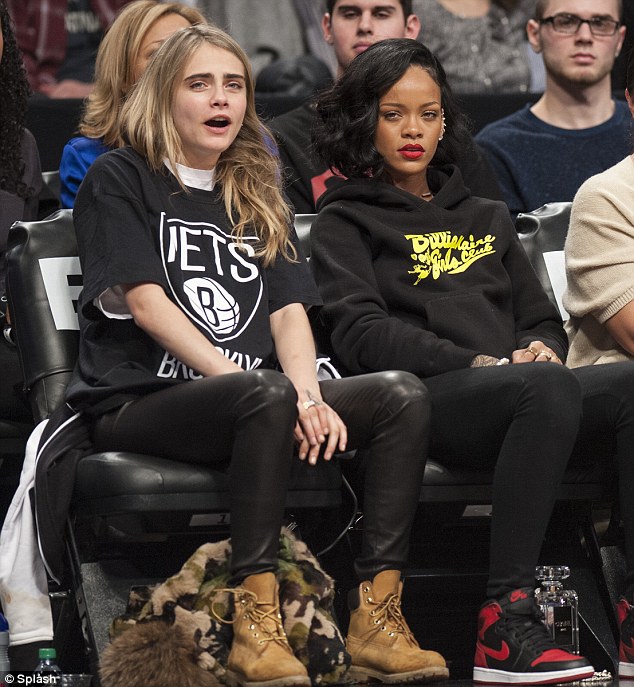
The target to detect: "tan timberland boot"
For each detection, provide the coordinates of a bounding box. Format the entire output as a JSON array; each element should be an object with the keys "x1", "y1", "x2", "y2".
[
  {"x1": 225, "y1": 572, "x2": 311, "y2": 687},
  {"x1": 346, "y1": 570, "x2": 449, "y2": 683}
]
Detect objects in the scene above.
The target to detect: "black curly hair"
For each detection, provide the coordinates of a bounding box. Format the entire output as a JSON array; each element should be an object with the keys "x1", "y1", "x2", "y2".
[
  {"x1": 313, "y1": 38, "x2": 471, "y2": 179},
  {"x1": 0, "y1": 0, "x2": 34, "y2": 199}
]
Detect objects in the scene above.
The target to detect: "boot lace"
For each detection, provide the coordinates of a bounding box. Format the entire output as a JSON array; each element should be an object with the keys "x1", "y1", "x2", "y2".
[
  {"x1": 211, "y1": 587, "x2": 290, "y2": 648},
  {"x1": 364, "y1": 589, "x2": 419, "y2": 646}
]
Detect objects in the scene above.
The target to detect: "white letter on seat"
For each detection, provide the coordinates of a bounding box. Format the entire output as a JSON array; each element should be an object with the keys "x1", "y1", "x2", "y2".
[{"x1": 38, "y1": 257, "x2": 82, "y2": 330}]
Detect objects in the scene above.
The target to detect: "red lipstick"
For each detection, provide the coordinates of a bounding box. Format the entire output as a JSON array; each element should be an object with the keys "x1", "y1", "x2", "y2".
[{"x1": 399, "y1": 145, "x2": 424, "y2": 160}]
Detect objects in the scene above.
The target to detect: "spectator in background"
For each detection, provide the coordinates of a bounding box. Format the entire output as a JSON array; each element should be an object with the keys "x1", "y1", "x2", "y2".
[
  {"x1": 270, "y1": 0, "x2": 503, "y2": 214},
  {"x1": 0, "y1": 0, "x2": 41, "y2": 422},
  {"x1": 190, "y1": 0, "x2": 334, "y2": 121},
  {"x1": 476, "y1": 0, "x2": 628, "y2": 218},
  {"x1": 7, "y1": 0, "x2": 131, "y2": 98},
  {"x1": 59, "y1": 0, "x2": 205, "y2": 208},
  {"x1": 188, "y1": 0, "x2": 309, "y2": 76},
  {"x1": 414, "y1": 0, "x2": 541, "y2": 94}
]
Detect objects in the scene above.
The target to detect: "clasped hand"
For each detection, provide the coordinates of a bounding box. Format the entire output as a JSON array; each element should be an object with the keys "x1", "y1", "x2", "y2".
[
  {"x1": 295, "y1": 391, "x2": 348, "y2": 465},
  {"x1": 512, "y1": 340, "x2": 561, "y2": 365}
]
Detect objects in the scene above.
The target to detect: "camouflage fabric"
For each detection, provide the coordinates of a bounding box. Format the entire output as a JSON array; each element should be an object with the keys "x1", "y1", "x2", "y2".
[{"x1": 109, "y1": 528, "x2": 351, "y2": 685}]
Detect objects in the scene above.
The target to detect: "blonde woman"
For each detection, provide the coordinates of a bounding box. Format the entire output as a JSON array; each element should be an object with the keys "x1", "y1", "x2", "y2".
[
  {"x1": 68, "y1": 24, "x2": 448, "y2": 686},
  {"x1": 59, "y1": 0, "x2": 205, "y2": 208}
]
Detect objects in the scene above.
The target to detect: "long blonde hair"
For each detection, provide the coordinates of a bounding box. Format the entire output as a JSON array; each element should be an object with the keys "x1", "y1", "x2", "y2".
[
  {"x1": 121, "y1": 24, "x2": 295, "y2": 266},
  {"x1": 79, "y1": 0, "x2": 206, "y2": 147}
]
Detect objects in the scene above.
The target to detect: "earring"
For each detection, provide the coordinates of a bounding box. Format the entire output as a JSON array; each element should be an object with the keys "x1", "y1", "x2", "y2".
[{"x1": 438, "y1": 109, "x2": 446, "y2": 141}]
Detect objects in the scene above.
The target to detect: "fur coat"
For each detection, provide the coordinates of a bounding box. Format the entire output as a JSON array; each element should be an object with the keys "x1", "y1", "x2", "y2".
[{"x1": 100, "y1": 528, "x2": 350, "y2": 687}]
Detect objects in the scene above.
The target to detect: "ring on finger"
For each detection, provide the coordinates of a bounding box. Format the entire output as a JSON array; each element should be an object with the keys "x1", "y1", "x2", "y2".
[
  {"x1": 527, "y1": 346, "x2": 538, "y2": 356},
  {"x1": 302, "y1": 399, "x2": 322, "y2": 410},
  {"x1": 537, "y1": 350, "x2": 552, "y2": 360}
]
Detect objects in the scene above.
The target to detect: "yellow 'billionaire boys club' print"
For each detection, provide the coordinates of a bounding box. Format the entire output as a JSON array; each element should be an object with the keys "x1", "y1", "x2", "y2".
[{"x1": 405, "y1": 231, "x2": 496, "y2": 284}]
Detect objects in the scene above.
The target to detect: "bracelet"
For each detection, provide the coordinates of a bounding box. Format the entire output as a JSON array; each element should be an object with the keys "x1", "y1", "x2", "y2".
[{"x1": 496, "y1": 357, "x2": 510, "y2": 365}]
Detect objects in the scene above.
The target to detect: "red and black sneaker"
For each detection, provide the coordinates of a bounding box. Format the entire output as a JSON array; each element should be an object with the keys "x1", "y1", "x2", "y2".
[
  {"x1": 618, "y1": 597, "x2": 634, "y2": 679},
  {"x1": 473, "y1": 587, "x2": 594, "y2": 684}
]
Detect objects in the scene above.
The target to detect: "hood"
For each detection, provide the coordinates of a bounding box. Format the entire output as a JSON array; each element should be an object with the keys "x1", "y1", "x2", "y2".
[{"x1": 316, "y1": 164, "x2": 471, "y2": 213}]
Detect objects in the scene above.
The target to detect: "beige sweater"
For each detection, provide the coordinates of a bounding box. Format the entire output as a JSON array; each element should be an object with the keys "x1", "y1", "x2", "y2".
[{"x1": 564, "y1": 155, "x2": 634, "y2": 367}]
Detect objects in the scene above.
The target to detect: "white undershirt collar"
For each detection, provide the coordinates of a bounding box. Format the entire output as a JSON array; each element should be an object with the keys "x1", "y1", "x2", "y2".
[{"x1": 164, "y1": 158, "x2": 216, "y2": 191}]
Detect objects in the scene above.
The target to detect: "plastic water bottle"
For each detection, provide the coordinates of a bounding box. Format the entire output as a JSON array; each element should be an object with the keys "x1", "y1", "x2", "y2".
[
  {"x1": 0, "y1": 613, "x2": 9, "y2": 687},
  {"x1": 34, "y1": 647, "x2": 62, "y2": 681}
]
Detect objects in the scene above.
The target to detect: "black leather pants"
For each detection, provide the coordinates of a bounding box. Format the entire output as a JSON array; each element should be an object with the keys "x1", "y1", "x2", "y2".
[
  {"x1": 320, "y1": 370, "x2": 430, "y2": 581},
  {"x1": 92, "y1": 368, "x2": 430, "y2": 583}
]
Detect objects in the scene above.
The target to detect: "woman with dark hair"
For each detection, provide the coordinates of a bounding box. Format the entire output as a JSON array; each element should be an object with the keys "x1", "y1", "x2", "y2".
[
  {"x1": 310, "y1": 38, "x2": 601, "y2": 684},
  {"x1": 68, "y1": 23, "x2": 449, "y2": 686},
  {"x1": 0, "y1": 0, "x2": 41, "y2": 420},
  {"x1": 0, "y1": 0, "x2": 41, "y2": 296}
]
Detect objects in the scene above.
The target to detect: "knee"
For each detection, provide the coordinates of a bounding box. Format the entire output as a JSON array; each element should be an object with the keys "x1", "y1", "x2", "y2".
[
  {"x1": 576, "y1": 362, "x2": 634, "y2": 422},
  {"x1": 583, "y1": 362, "x2": 634, "y2": 405},
  {"x1": 514, "y1": 363, "x2": 582, "y2": 423},
  {"x1": 371, "y1": 370, "x2": 430, "y2": 416},
  {"x1": 243, "y1": 368, "x2": 297, "y2": 408}
]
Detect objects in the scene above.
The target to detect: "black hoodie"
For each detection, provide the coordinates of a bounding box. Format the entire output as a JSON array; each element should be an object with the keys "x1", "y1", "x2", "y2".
[{"x1": 310, "y1": 165, "x2": 567, "y2": 378}]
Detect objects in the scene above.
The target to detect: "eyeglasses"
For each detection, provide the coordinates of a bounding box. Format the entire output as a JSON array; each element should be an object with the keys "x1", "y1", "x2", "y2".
[{"x1": 539, "y1": 13, "x2": 621, "y2": 36}]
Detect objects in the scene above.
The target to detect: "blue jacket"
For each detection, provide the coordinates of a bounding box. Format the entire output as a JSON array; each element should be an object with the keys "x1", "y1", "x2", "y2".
[{"x1": 60, "y1": 135, "x2": 109, "y2": 209}]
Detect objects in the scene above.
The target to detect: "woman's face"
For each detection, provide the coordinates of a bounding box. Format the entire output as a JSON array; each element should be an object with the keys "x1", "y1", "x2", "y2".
[
  {"x1": 374, "y1": 65, "x2": 443, "y2": 189},
  {"x1": 133, "y1": 13, "x2": 192, "y2": 83},
  {"x1": 171, "y1": 43, "x2": 247, "y2": 170}
]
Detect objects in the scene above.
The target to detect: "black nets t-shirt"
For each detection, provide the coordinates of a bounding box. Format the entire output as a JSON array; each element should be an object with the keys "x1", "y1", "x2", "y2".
[{"x1": 66, "y1": 147, "x2": 321, "y2": 412}]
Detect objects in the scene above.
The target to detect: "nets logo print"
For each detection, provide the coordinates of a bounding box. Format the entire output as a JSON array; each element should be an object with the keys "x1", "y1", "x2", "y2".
[
  {"x1": 160, "y1": 213, "x2": 263, "y2": 342},
  {"x1": 183, "y1": 277, "x2": 240, "y2": 336}
]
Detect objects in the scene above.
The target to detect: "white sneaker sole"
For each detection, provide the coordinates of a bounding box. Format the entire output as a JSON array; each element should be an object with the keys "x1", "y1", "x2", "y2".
[
  {"x1": 619, "y1": 661, "x2": 634, "y2": 679},
  {"x1": 473, "y1": 665, "x2": 595, "y2": 685}
]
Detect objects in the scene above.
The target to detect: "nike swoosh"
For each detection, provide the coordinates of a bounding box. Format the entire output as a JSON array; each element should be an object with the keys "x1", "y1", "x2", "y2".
[{"x1": 480, "y1": 641, "x2": 510, "y2": 662}]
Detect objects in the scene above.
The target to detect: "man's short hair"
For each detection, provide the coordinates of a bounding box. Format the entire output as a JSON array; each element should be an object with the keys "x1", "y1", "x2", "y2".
[
  {"x1": 533, "y1": 0, "x2": 622, "y2": 20},
  {"x1": 325, "y1": 0, "x2": 414, "y2": 19}
]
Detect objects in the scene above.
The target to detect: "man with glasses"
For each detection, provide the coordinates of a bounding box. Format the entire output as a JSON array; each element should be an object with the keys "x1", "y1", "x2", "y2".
[{"x1": 476, "y1": 0, "x2": 627, "y2": 219}]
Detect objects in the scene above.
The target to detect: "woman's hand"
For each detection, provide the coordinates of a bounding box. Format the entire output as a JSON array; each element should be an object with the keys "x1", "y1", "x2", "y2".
[
  {"x1": 512, "y1": 340, "x2": 562, "y2": 364},
  {"x1": 269, "y1": 303, "x2": 348, "y2": 464},
  {"x1": 295, "y1": 389, "x2": 348, "y2": 465}
]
